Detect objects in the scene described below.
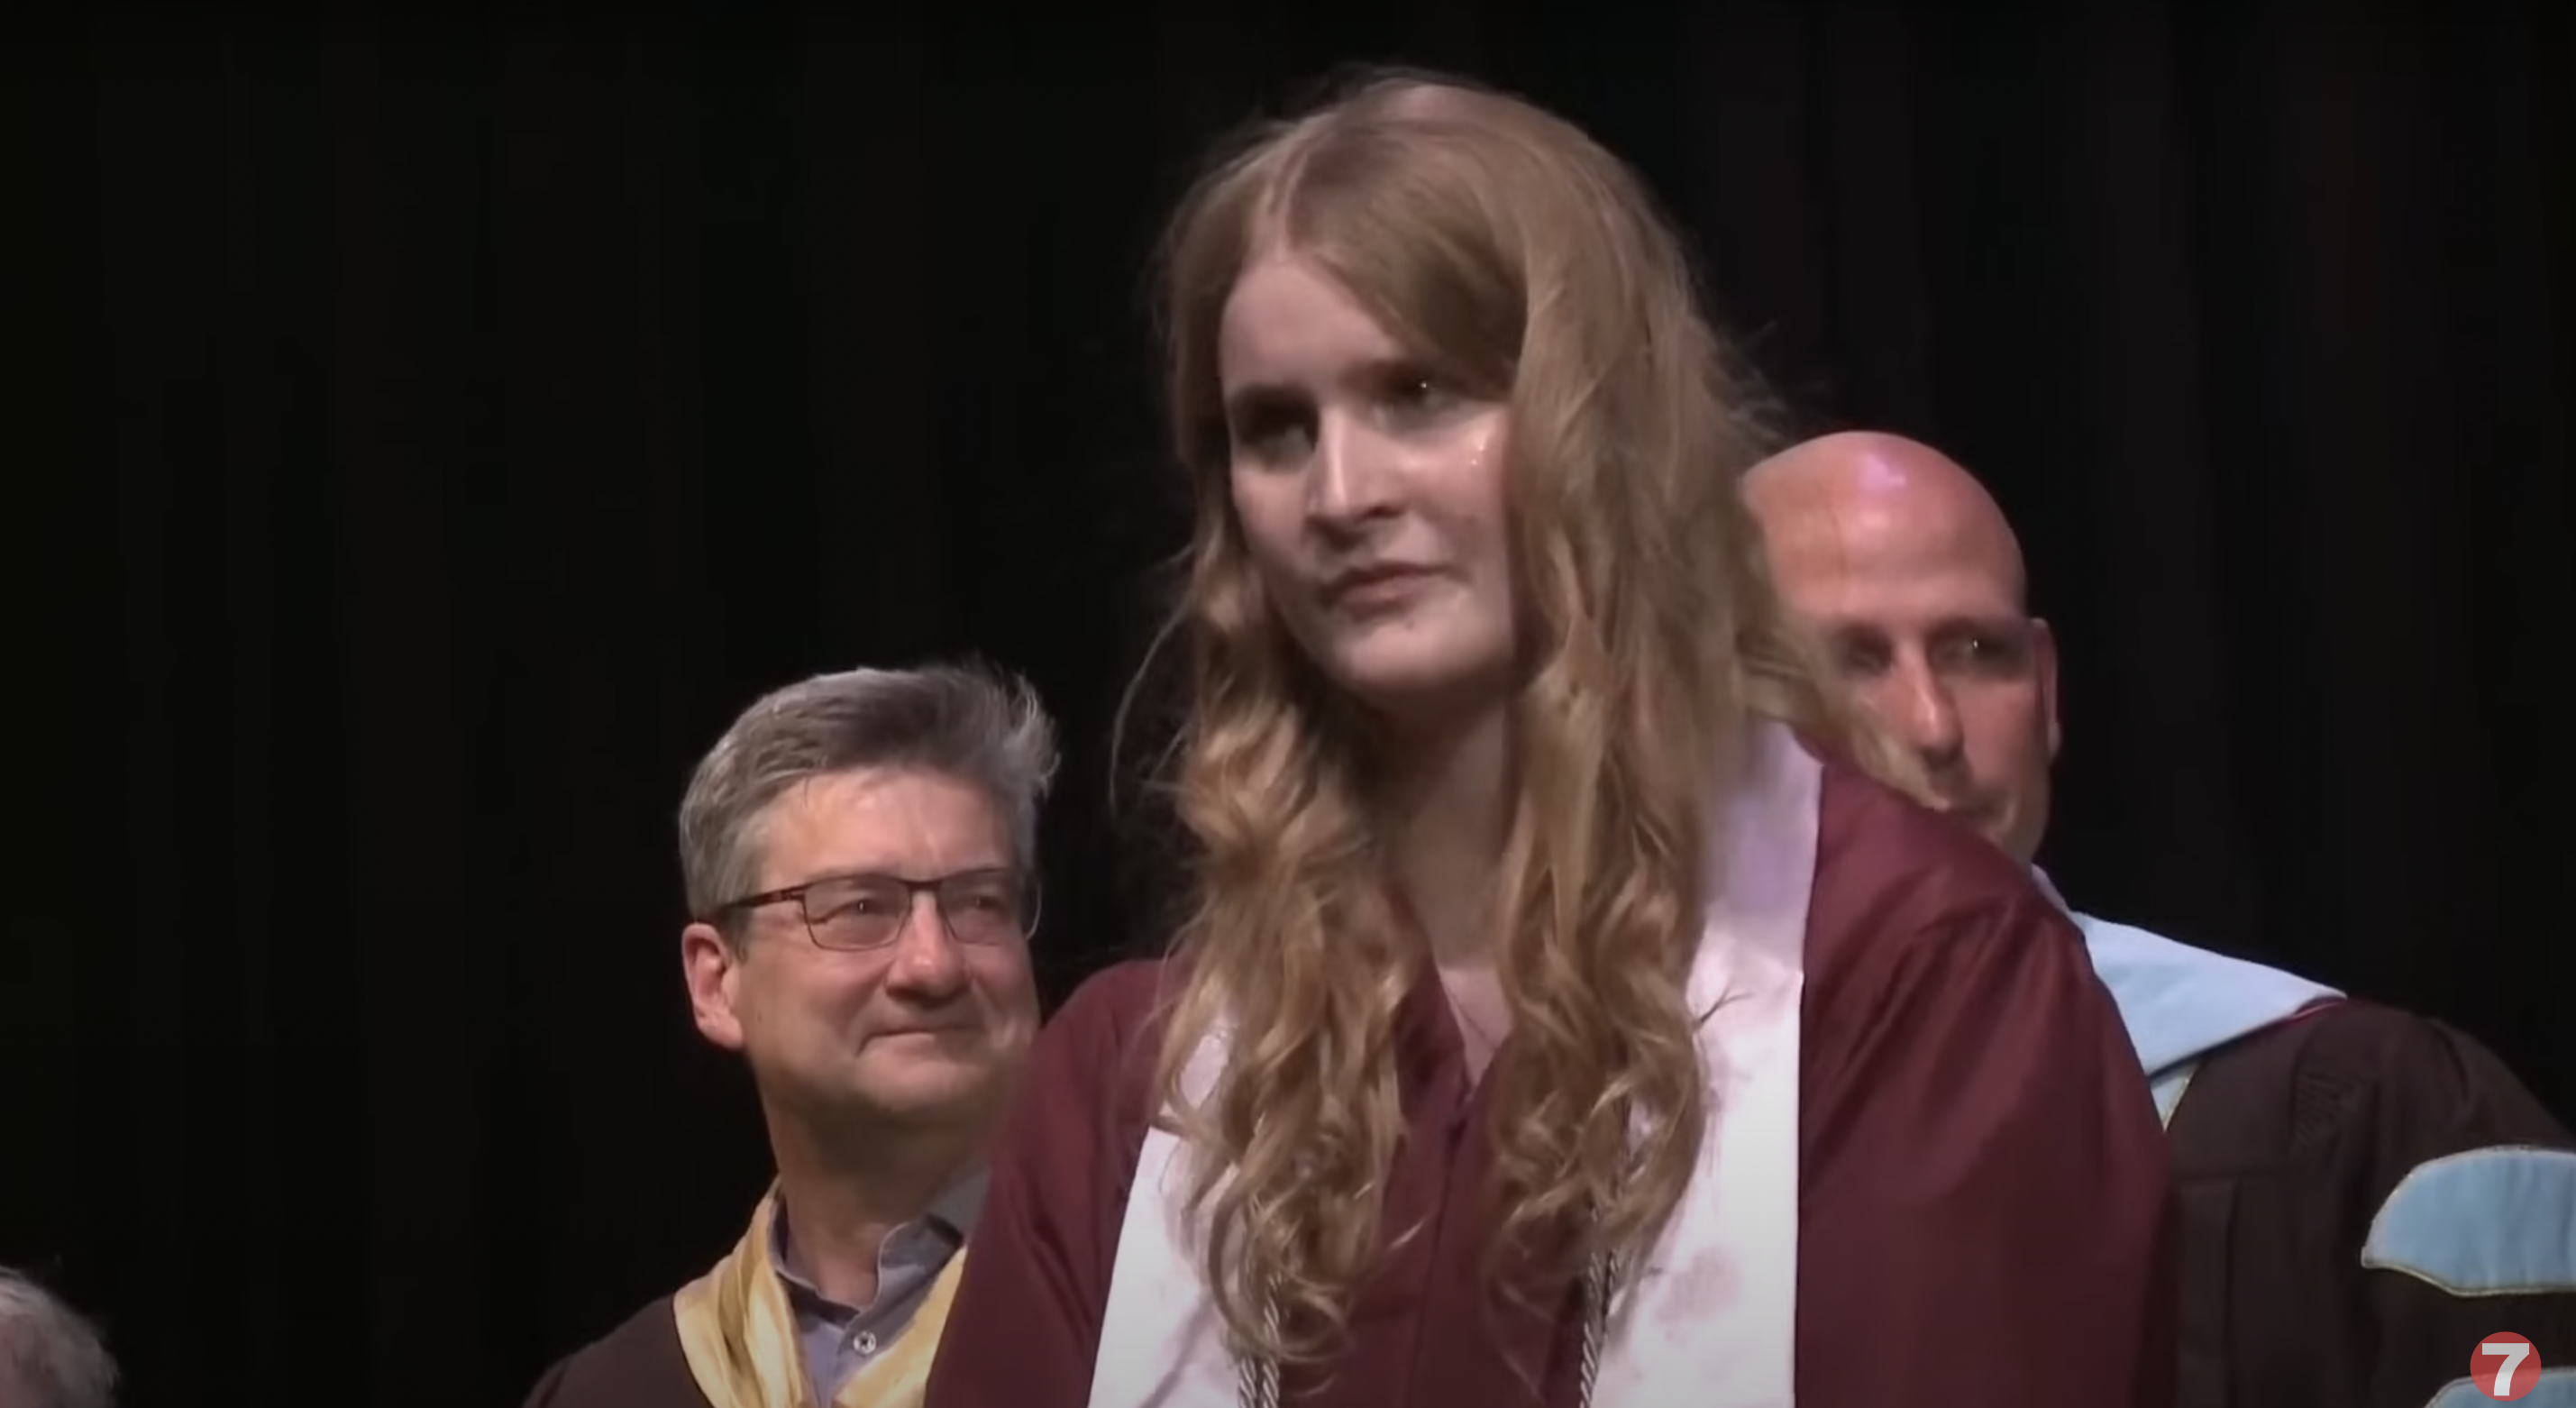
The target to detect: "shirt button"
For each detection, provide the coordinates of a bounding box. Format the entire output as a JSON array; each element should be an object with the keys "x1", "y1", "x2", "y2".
[{"x1": 854, "y1": 1330, "x2": 878, "y2": 1356}]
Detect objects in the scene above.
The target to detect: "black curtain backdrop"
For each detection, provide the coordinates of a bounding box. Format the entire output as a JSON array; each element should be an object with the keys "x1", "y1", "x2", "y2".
[{"x1": 5, "y1": 7, "x2": 2570, "y2": 1407}]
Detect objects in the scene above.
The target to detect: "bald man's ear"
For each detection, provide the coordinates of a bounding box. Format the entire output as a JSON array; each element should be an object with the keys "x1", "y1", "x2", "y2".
[{"x1": 2032, "y1": 617, "x2": 2062, "y2": 760}]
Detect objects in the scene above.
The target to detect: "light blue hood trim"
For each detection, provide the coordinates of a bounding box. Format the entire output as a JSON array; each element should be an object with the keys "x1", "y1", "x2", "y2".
[{"x1": 2032, "y1": 868, "x2": 2342, "y2": 1081}]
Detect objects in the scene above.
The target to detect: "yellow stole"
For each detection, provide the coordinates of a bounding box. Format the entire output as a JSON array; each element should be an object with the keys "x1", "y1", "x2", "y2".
[{"x1": 671, "y1": 1190, "x2": 966, "y2": 1408}]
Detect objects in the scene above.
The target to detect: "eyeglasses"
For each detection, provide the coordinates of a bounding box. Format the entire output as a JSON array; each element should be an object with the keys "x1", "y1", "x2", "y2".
[{"x1": 714, "y1": 867, "x2": 1037, "y2": 951}]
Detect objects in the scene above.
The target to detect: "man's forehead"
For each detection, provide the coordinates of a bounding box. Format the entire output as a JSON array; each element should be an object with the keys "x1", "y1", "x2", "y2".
[
  {"x1": 1772, "y1": 488, "x2": 1994, "y2": 574},
  {"x1": 1801, "y1": 569, "x2": 2024, "y2": 637},
  {"x1": 1769, "y1": 515, "x2": 2022, "y2": 626},
  {"x1": 1759, "y1": 452, "x2": 2013, "y2": 575},
  {"x1": 756, "y1": 768, "x2": 1009, "y2": 880}
]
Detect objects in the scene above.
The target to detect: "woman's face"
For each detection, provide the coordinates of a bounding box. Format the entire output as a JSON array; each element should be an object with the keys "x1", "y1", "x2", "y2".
[{"x1": 1216, "y1": 253, "x2": 1517, "y2": 725}]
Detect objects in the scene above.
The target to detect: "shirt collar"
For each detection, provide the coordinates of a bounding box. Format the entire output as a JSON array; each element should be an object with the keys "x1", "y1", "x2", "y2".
[
  {"x1": 768, "y1": 1164, "x2": 990, "y2": 1272},
  {"x1": 925, "y1": 1165, "x2": 989, "y2": 1239}
]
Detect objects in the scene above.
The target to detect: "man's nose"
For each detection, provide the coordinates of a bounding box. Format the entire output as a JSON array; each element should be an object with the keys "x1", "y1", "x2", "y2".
[
  {"x1": 883, "y1": 891, "x2": 968, "y2": 992},
  {"x1": 1888, "y1": 661, "x2": 1966, "y2": 767}
]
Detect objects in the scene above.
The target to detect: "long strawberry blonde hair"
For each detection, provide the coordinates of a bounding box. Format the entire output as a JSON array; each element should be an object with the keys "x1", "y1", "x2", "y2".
[{"x1": 1139, "y1": 69, "x2": 1906, "y2": 1367}]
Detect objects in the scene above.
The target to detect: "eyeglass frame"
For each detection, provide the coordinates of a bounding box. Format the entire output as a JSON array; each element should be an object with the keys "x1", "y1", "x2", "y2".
[{"x1": 708, "y1": 865, "x2": 1040, "y2": 951}]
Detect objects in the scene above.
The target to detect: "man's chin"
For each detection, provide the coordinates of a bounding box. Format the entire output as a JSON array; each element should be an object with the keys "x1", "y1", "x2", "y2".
[{"x1": 845, "y1": 1049, "x2": 999, "y2": 1122}]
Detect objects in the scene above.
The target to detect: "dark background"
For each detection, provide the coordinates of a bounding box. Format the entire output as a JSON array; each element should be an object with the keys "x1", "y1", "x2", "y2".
[{"x1": 5, "y1": 6, "x2": 2570, "y2": 1406}]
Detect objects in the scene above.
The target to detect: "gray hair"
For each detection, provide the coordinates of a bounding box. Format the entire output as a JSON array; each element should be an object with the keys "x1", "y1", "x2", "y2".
[
  {"x1": 678, "y1": 661, "x2": 1061, "y2": 923},
  {"x1": 0, "y1": 1268, "x2": 117, "y2": 1408}
]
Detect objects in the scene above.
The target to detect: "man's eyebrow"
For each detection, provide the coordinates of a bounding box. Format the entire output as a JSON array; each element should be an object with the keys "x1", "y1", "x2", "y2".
[{"x1": 1815, "y1": 619, "x2": 1889, "y2": 650}]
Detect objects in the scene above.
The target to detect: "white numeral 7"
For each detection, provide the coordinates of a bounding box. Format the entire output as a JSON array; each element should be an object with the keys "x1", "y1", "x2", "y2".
[{"x1": 2484, "y1": 1340, "x2": 2532, "y2": 1395}]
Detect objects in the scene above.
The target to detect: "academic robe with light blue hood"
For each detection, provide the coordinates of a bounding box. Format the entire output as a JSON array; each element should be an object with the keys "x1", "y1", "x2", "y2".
[{"x1": 2036, "y1": 870, "x2": 2576, "y2": 1408}]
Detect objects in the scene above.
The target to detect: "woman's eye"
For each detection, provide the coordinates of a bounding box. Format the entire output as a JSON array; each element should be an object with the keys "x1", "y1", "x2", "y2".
[{"x1": 1383, "y1": 374, "x2": 1455, "y2": 421}]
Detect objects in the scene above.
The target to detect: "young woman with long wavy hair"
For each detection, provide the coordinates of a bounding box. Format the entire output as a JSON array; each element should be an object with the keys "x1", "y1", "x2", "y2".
[{"x1": 927, "y1": 70, "x2": 2175, "y2": 1408}]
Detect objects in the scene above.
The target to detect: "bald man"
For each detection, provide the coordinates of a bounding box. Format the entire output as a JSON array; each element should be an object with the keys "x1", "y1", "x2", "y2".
[
  {"x1": 1749, "y1": 431, "x2": 2576, "y2": 1408},
  {"x1": 0, "y1": 1267, "x2": 119, "y2": 1408}
]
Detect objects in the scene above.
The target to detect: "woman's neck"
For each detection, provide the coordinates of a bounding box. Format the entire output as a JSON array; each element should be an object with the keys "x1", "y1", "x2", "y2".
[{"x1": 1386, "y1": 703, "x2": 1514, "y2": 966}]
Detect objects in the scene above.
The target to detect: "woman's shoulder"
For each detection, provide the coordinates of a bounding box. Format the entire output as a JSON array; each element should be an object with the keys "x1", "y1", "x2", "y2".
[
  {"x1": 1813, "y1": 756, "x2": 2058, "y2": 919},
  {"x1": 1047, "y1": 956, "x2": 1181, "y2": 1044},
  {"x1": 1804, "y1": 756, "x2": 2081, "y2": 990},
  {"x1": 1033, "y1": 956, "x2": 1191, "y2": 1103}
]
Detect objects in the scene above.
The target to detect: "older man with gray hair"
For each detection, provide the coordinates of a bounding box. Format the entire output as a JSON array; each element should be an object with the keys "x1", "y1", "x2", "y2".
[
  {"x1": 0, "y1": 1267, "x2": 118, "y2": 1408},
  {"x1": 523, "y1": 661, "x2": 1058, "y2": 1408}
]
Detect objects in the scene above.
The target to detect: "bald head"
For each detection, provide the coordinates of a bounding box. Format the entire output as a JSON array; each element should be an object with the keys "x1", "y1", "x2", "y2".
[
  {"x1": 1747, "y1": 432, "x2": 2061, "y2": 864},
  {"x1": 1745, "y1": 431, "x2": 2030, "y2": 608},
  {"x1": 0, "y1": 1269, "x2": 117, "y2": 1408}
]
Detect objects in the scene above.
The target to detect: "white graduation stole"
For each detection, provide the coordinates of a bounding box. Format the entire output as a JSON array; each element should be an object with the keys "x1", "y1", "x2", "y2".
[{"x1": 1088, "y1": 721, "x2": 1822, "y2": 1408}]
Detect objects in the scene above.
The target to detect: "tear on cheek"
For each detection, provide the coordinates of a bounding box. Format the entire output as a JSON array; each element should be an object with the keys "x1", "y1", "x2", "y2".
[{"x1": 1462, "y1": 419, "x2": 1507, "y2": 477}]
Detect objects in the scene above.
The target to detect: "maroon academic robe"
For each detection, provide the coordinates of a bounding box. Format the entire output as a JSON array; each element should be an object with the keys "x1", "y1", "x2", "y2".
[
  {"x1": 2166, "y1": 999, "x2": 2576, "y2": 1408},
  {"x1": 923, "y1": 759, "x2": 2179, "y2": 1408}
]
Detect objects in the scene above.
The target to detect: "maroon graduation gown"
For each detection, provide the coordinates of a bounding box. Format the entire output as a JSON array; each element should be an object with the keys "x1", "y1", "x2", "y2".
[{"x1": 923, "y1": 760, "x2": 2179, "y2": 1408}]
